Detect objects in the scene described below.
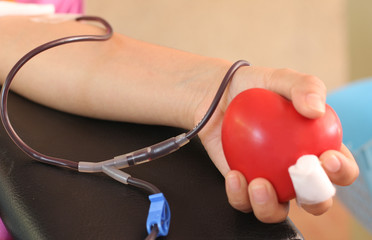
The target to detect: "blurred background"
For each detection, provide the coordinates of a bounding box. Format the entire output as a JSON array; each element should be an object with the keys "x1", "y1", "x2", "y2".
[
  {"x1": 86, "y1": 0, "x2": 348, "y2": 90},
  {"x1": 84, "y1": 0, "x2": 371, "y2": 239}
]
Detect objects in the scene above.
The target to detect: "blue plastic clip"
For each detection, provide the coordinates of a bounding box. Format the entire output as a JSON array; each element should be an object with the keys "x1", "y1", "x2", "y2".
[{"x1": 146, "y1": 193, "x2": 171, "y2": 237}]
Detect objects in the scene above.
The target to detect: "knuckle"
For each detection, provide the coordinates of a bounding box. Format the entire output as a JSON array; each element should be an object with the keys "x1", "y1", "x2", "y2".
[
  {"x1": 277, "y1": 67, "x2": 295, "y2": 75},
  {"x1": 309, "y1": 205, "x2": 331, "y2": 216},
  {"x1": 252, "y1": 202, "x2": 289, "y2": 223},
  {"x1": 228, "y1": 198, "x2": 252, "y2": 213},
  {"x1": 302, "y1": 199, "x2": 332, "y2": 216},
  {"x1": 352, "y1": 164, "x2": 360, "y2": 181},
  {"x1": 329, "y1": 154, "x2": 360, "y2": 186},
  {"x1": 339, "y1": 165, "x2": 360, "y2": 186},
  {"x1": 289, "y1": 74, "x2": 327, "y2": 104},
  {"x1": 255, "y1": 211, "x2": 287, "y2": 223},
  {"x1": 300, "y1": 74, "x2": 326, "y2": 91},
  {"x1": 273, "y1": 68, "x2": 327, "y2": 97}
]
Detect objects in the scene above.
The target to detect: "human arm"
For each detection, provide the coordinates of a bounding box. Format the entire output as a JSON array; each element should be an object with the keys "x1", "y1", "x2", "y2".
[
  {"x1": 0, "y1": 15, "x2": 231, "y2": 130},
  {"x1": 0, "y1": 16, "x2": 359, "y2": 223}
]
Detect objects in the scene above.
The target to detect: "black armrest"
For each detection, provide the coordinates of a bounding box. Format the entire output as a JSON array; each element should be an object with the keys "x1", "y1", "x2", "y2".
[{"x1": 0, "y1": 92, "x2": 303, "y2": 239}]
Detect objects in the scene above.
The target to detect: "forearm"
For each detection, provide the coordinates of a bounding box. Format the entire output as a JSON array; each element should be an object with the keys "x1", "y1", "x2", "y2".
[{"x1": 0, "y1": 16, "x2": 231, "y2": 129}]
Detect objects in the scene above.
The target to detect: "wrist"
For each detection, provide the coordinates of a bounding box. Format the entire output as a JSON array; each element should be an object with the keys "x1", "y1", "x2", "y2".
[
  {"x1": 190, "y1": 62, "x2": 265, "y2": 134},
  {"x1": 185, "y1": 58, "x2": 232, "y2": 130}
]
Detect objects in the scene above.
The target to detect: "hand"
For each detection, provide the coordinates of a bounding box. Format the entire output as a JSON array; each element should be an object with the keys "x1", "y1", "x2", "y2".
[{"x1": 195, "y1": 66, "x2": 359, "y2": 223}]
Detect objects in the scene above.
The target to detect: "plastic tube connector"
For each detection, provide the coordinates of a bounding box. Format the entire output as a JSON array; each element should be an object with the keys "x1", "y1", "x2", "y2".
[
  {"x1": 114, "y1": 133, "x2": 189, "y2": 166},
  {"x1": 78, "y1": 133, "x2": 189, "y2": 173},
  {"x1": 101, "y1": 165, "x2": 131, "y2": 184},
  {"x1": 78, "y1": 158, "x2": 129, "y2": 173},
  {"x1": 146, "y1": 193, "x2": 171, "y2": 237}
]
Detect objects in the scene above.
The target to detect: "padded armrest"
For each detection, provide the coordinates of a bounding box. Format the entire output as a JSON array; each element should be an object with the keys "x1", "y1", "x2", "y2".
[{"x1": 0, "y1": 92, "x2": 303, "y2": 239}]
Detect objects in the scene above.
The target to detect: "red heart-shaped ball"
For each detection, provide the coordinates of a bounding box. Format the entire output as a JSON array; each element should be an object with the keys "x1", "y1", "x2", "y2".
[{"x1": 221, "y1": 88, "x2": 342, "y2": 202}]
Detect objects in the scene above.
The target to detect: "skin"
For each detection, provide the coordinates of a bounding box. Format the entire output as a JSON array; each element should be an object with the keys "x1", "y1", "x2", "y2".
[{"x1": 0, "y1": 16, "x2": 359, "y2": 223}]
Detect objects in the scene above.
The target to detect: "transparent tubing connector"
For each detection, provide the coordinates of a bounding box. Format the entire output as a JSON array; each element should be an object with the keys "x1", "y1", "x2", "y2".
[{"x1": 78, "y1": 133, "x2": 189, "y2": 173}]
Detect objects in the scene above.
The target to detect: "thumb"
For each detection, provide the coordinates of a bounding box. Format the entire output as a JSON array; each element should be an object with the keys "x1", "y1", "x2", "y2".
[{"x1": 266, "y1": 68, "x2": 327, "y2": 119}]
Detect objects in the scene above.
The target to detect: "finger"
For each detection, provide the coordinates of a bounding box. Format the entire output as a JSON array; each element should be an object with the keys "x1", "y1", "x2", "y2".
[
  {"x1": 248, "y1": 178, "x2": 289, "y2": 223},
  {"x1": 264, "y1": 68, "x2": 327, "y2": 119},
  {"x1": 320, "y1": 144, "x2": 359, "y2": 186},
  {"x1": 225, "y1": 171, "x2": 252, "y2": 213},
  {"x1": 228, "y1": 67, "x2": 326, "y2": 119},
  {"x1": 300, "y1": 198, "x2": 333, "y2": 216}
]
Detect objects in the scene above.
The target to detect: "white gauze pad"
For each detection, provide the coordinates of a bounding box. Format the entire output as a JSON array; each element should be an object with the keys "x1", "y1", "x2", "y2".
[{"x1": 288, "y1": 154, "x2": 335, "y2": 205}]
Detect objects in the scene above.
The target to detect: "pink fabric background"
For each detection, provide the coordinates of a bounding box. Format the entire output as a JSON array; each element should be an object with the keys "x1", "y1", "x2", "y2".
[
  {"x1": 0, "y1": 218, "x2": 12, "y2": 240},
  {"x1": 16, "y1": 0, "x2": 84, "y2": 13}
]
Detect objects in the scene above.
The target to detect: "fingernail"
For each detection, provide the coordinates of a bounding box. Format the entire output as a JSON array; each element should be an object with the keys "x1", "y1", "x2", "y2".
[
  {"x1": 323, "y1": 154, "x2": 341, "y2": 173},
  {"x1": 251, "y1": 184, "x2": 269, "y2": 204},
  {"x1": 306, "y1": 93, "x2": 325, "y2": 113},
  {"x1": 227, "y1": 174, "x2": 241, "y2": 192}
]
